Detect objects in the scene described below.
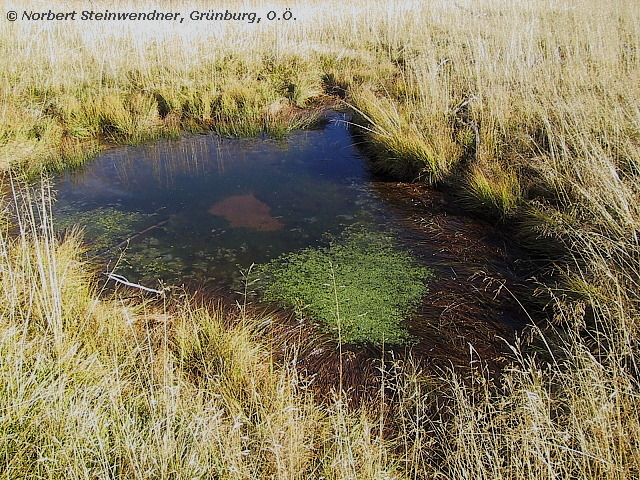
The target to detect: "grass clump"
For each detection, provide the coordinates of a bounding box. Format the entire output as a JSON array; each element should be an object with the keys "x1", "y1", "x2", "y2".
[
  {"x1": 256, "y1": 229, "x2": 433, "y2": 346},
  {"x1": 466, "y1": 163, "x2": 524, "y2": 217},
  {"x1": 349, "y1": 86, "x2": 463, "y2": 182}
]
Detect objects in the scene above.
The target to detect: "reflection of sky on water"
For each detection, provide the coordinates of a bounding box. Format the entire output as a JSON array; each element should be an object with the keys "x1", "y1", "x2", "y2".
[{"x1": 53, "y1": 114, "x2": 391, "y2": 291}]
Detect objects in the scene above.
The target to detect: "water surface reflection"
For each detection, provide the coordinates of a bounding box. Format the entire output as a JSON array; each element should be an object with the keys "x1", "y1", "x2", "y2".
[{"x1": 53, "y1": 113, "x2": 389, "y2": 291}]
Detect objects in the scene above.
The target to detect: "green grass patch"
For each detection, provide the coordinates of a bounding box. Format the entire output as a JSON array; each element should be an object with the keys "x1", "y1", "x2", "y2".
[{"x1": 256, "y1": 229, "x2": 433, "y2": 346}]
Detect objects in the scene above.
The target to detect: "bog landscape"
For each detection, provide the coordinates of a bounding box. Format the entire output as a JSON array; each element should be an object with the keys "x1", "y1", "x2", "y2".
[{"x1": 1, "y1": 0, "x2": 639, "y2": 478}]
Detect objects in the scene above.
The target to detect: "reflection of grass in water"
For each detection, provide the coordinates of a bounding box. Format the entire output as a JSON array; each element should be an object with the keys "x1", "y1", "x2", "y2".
[{"x1": 256, "y1": 228, "x2": 433, "y2": 346}]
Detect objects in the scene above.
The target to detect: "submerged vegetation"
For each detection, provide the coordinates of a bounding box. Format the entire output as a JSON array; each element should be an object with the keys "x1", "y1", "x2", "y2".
[
  {"x1": 1, "y1": 0, "x2": 640, "y2": 478},
  {"x1": 257, "y1": 229, "x2": 432, "y2": 346},
  {"x1": 55, "y1": 205, "x2": 156, "y2": 255}
]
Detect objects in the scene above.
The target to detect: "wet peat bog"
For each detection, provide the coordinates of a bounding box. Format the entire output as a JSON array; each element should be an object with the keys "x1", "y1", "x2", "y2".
[{"x1": 52, "y1": 113, "x2": 532, "y2": 394}]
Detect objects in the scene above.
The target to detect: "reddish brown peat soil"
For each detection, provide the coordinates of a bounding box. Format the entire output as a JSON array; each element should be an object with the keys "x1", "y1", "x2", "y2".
[
  {"x1": 208, "y1": 193, "x2": 285, "y2": 231},
  {"x1": 371, "y1": 182, "x2": 534, "y2": 365},
  {"x1": 245, "y1": 184, "x2": 534, "y2": 403}
]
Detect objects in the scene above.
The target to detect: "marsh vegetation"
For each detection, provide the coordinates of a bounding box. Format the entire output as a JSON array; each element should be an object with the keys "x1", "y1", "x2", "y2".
[
  {"x1": 257, "y1": 228, "x2": 433, "y2": 346},
  {"x1": 1, "y1": 0, "x2": 639, "y2": 478}
]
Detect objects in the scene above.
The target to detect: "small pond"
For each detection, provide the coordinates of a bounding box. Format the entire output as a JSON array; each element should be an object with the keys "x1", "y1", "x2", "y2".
[
  {"x1": 53, "y1": 112, "x2": 393, "y2": 292},
  {"x1": 51, "y1": 110, "x2": 532, "y2": 380}
]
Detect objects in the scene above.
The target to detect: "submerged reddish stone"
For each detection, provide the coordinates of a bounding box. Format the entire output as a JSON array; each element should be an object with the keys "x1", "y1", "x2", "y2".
[{"x1": 208, "y1": 194, "x2": 284, "y2": 231}]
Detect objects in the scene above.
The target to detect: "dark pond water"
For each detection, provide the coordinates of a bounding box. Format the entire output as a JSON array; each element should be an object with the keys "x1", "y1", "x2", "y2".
[{"x1": 53, "y1": 113, "x2": 393, "y2": 292}]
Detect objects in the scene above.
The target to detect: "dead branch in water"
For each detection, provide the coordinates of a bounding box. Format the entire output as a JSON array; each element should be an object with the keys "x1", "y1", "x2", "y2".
[{"x1": 105, "y1": 218, "x2": 169, "y2": 253}]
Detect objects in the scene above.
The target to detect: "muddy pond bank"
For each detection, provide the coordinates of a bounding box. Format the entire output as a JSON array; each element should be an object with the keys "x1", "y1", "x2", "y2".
[{"x1": 256, "y1": 181, "x2": 536, "y2": 399}]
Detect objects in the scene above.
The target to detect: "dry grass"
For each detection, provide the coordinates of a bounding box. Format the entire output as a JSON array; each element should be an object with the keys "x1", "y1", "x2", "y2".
[{"x1": 1, "y1": 0, "x2": 640, "y2": 478}]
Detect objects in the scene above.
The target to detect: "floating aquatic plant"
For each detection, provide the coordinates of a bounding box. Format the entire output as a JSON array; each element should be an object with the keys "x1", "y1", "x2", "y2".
[{"x1": 256, "y1": 228, "x2": 433, "y2": 346}]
